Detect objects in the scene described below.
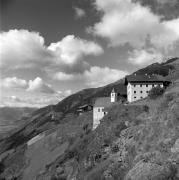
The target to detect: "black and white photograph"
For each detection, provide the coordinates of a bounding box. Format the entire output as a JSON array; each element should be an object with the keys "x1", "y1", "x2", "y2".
[{"x1": 0, "y1": 0, "x2": 179, "y2": 179}]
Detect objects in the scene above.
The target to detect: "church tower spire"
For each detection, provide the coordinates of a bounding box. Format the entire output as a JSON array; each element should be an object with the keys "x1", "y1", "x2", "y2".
[{"x1": 111, "y1": 88, "x2": 117, "y2": 102}]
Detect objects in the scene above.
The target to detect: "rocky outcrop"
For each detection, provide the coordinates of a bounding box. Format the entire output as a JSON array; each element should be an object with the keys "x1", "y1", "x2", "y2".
[
  {"x1": 125, "y1": 161, "x2": 177, "y2": 180},
  {"x1": 171, "y1": 138, "x2": 179, "y2": 153}
]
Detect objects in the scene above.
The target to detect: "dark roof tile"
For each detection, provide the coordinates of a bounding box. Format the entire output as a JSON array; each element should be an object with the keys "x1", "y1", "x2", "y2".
[
  {"x1": 94, "y1": 97, "x2": 112, "y2": 107},
  {"x1": 126, "y1": 74, "x2": 165, "y2": 83}
]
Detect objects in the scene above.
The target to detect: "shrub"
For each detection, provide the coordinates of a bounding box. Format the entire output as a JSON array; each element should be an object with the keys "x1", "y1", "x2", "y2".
[
  {"x1": 143, "y1": 105, "x2": 149, "y2": 112},
  {"x1": 66, "y1": 149, "x2": 78, "y2": 159},
  {"x1": 111, "y1": 145, "x2": 120, "y2": 153},
  {"x1": 83, "y1": 124, "x2": 91, "y2": 134},
  {"x1": 114, "y1": 123, "x2": 127, "y2": 137},
  {"x1": 148, "y1": 86, "x2": 165, "y2": 99},
  {"x1": 0, "y1": 162, "x2": 5, "y2": 174}
]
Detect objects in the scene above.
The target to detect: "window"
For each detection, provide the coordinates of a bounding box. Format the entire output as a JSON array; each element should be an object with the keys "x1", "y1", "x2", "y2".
[
  {"x1": 104, "y1": 112, "x2": 106, "y2": 115},
  {"x1": 140, "y1": 85, "x2": 142, "y2": 87},
  {"x1": 98, "y1": 108, "x2": 100, "y2": 112},
  {"x1": 146, "y1": 85, "x2": 148, "y2": 87},
  {"x1": 134, "y1": 96, "x2": 136, "y2": 99},
  {"x1": 146, "y1": 91, "x2": 149, "y2": 93},
  {"x1": 140, "y1": 91, "x2": 143, "y2": 93},
  {"x1": 134, "y1": 91, "x2": 136, "y2": 93},
  {"x1": 134, "y1": 85, "x2": 136, "y2": 87},
  {"x1": 140, "y1": 97, "x2": 143, "y2": 99},
  {"x1": 152, "y1": 84, "x2": 154, "y2": 87}
]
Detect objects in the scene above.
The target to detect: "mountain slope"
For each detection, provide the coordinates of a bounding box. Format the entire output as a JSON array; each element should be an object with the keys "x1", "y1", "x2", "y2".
[
  {"x1": 0, "y1": 58, "x2": 178, "y2": 180},
  {"x1": 0, "y1": 58, "x2": 178, "y2": 153},
  {"x1": 27, "y1": 79, "x2": 179, "y2": 180},
  {"x1": 35, "y1": 62, "x2": 179, "y2": 179}
]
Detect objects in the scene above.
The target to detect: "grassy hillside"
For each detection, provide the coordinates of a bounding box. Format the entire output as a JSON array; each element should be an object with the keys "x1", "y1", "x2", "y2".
[
  {"x1": 36, "y1": 80, "x2": 179, "y2": 180},
  {"x1": 0, "y1": 58, "x2": 178, "y2": 180}
]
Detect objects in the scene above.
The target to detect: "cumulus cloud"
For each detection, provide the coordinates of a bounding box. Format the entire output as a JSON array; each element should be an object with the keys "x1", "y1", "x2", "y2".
[
  {"x1": 10, "y1": 96, "x2": 23, "y2": 102},
  {"x1": 128, "y1": 49, "x2": 163, "y2": 66},
  {"x1": 54, "y1": 66, "x2": 128, "y2": 87},
  {"x1": 1, "y1": 76, "x2": 56, "y2": 94},
  {"x1": 53, "y1": 72, "x2": 75, "y2": 81},
  {"x1": 83, "y1": 66, "x2": 128, "y2": 87},
  {"x1": 0, "y1": 30, "x2": 103, "y2": 74},
  {"x1": 73, "y1": 7, "x2": 86, "y2": 19},
  {"x1": 156, "y1": 0, "x2": 177, "y2": 5},
  {"x1": 27, "y1": 77, "x2": 56, "y2": 94},
  {"x1": 89, "y1": 0, "x2": 179, "y2": 49},
  {"x1": 0, "y1": 29, "x2": 52, "y2": 69},
  {"x1": 64, "y1": 89, "x2": 72, "y2": 96},
  {"x1": 1, "y1": 77, "x2": 28, "y2": 89},
  {"x1": 48, "y1": 35, "x2": 103, "y2": 65},
  {"x1": 0, "y1": 96, "x2": 25, "y2": 107},
  {"x1": 58, "y1": 89, "x2": 72, "y2": 97}
]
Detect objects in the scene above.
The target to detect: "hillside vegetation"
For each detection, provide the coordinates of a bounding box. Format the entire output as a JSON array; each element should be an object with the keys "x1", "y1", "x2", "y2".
[
  {"x1": 37, "y1": 86, "x2": 179, "y2": 180},
  {"x1": 0, "y1": 58, "x2": 178, "y2": 180}
]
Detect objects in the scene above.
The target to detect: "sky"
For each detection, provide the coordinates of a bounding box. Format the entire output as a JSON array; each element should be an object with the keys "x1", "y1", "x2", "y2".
[{"x1": 1, "y1": 0, "x2": 179, "y2": 107}]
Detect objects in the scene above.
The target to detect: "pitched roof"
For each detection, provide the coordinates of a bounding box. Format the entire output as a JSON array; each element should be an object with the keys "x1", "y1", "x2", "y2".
[
  {"x1": 78, "y1": 104, "x2": 92, "y2": 109},
  {"x1": 94, "y1": 97, "x2": 112, "y2": 107},
  {"x1": 125, "y1": 74, "x2": 165, "y2": 84},
  {"x1": 111, "y1": 88, "x2": 115, "y2": 93}
]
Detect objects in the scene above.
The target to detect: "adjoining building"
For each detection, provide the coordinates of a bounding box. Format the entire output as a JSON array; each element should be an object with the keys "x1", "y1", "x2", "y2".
[
  {"x1": 125, "y1": 74, "x2": 168, "y2": 103},
  {"x1": 77, "y1": 104, "x2": 93, "y2": 115},
  {"x1": 93, "y1": 88, "x2": 124, "y2": 129}
]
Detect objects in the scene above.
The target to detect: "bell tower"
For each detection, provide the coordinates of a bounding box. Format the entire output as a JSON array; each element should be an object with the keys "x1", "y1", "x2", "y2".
[{"x1": 111, "y1": 88, "x2": 117, "y2": 102}]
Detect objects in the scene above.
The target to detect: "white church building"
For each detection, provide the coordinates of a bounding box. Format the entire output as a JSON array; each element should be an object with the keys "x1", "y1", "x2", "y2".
[{"x1": 93, "y1": 89, "x2": 118, "y2": 129}]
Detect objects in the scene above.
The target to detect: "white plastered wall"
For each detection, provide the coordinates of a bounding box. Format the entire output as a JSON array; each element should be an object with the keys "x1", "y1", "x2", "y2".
[
  {"x1": 111, "y1": 92, "x2": 117, "y2": 102},
  {"x1": 127, "y1": 82, "x2": 163, "y2": 102},
  {"x1": 93, "y1": 107, "x2": 107, "y2": 129}
]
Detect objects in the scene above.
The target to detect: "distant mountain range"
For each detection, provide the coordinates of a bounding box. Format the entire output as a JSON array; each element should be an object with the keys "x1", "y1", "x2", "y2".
[{"x1": 0, "y1": 107, "x2": 37, "y2": 138}]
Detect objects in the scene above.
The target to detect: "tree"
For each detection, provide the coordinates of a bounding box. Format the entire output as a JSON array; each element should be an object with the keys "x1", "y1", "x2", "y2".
[{"x1": 148, "y1": 86, "x2": 165, "y2": 99}]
